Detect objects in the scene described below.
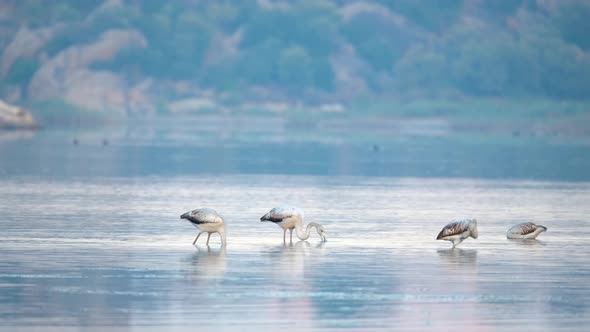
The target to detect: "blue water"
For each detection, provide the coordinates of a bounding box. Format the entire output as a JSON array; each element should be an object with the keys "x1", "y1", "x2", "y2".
[{"x1": 1, "y1": 119, "x2": 589, "y2": 331}]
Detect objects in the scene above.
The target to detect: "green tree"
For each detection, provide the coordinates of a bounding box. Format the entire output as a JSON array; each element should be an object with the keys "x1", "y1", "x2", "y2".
[
  {"x1": 206, "y1": 2, "x2": 241, "y2": 31},
  {"x1": 241, "y1": 1, "x2": 338, "y2": 57},
  {"x1": 134, "y1": 11, "x2": 212, "y2": 80},
  {"x1": 44, "y1": 5, "x2": 136, "y2": 56},
  {"x1": 6, "y1": 58, "x2": 40, "y2": 88},
  {"x1": 480, "y1": 0, "x2": 524, "y2": 16},
  {"x1": 534, "y1": 37, "x2": 590, "y2": 99},
  {"x1": 277, "y1": 46, "x2": 313, "y2": 90},
  {"x1": 376, "y1": 0, "x2": 463, "y2": 32},
  {"x1": 311, "y1": 58, "x2": 335, "y2": 91},
  {"x1": 342, "y1": 13, "x2": 410, "y2": 72},
  {"x1": 553, "y1": 2, "x2": 590, "y2": 51},
  {"x1": 238, "y1": 38, "x2": 284, "y2": 85},
  {"x1": 394, "y1": 49, "x2": 450, "y2": 92}
]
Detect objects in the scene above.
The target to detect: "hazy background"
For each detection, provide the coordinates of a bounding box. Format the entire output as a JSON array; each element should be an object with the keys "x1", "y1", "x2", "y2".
[
  {"x1": 1, "y1": 0, "x2": 589, "y2": 134},
  {"x1": 2, "y1": 2, "x2": 590, "y2": 331}
]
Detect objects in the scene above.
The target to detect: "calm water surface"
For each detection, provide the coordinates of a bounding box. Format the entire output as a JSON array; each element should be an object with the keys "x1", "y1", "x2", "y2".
[{"x1": 1, "y1": 121, "x2": 589, "y2": 331}]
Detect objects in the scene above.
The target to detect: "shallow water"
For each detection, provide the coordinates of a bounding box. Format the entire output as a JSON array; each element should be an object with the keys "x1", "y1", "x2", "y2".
[
  {"x1": 1, "y1": 121, "x2": 590, "y2": 331},
  {"x1": 1, "y1": 175, "x2": 589, "y2": 331}
]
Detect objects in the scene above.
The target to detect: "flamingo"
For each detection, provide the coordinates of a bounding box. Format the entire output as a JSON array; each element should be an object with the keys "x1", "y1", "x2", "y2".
[
  {"x1": 507, "y1": 222, "x2": 547, "y2": 239},
  {"x1": 436, "y1": 219, "x2": 478, "y2": 247},
  {"x1": 260, "y1": 206, "x2": 327, "y2": 243},
  {"x1": 180, "y1": 208, "x2": 227, "y2": 246}
]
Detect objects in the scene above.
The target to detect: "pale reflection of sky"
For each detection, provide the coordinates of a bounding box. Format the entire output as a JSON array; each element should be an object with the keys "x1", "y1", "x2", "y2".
[
  {"x1": 1, "y1": 117, "x2": 590, "y2": 181},
  {"x1": 0, "y1": 176, "x2": 589, "y2": 331}
]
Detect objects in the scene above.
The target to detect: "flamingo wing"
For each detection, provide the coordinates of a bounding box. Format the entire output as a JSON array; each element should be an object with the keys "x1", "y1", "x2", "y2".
[
  {"x1": 510, "y1": 222, "x2": 538, "y2": 235},
  {"x1": 437, "y1": 220, "x2": 470, "y2": 239},
  {"x1": 260, "y1": 206, "x2": 303, "y2": 223},
  {"x1": 181, "y1": 208, "x2": 224, "y2": 225}
]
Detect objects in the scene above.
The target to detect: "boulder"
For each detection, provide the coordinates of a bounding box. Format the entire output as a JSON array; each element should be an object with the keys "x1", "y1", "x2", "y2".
[{"x1": 0, "y1": 99, "x2": 37, "y2": 129}]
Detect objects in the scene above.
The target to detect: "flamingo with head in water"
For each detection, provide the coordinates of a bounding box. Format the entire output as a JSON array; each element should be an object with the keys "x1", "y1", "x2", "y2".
[
  {"x1": 506, "y1": 222, "x2": 547, "y2": 239},
  {"x1": 436, "y1": 218, "x2": 478, "y2": 247},
  {"x1": 180, "y1": 208, "x2": 227, "y2": 246},
  {"x1": 260, "y1": 206, "x2": 327, "y2": 243}
]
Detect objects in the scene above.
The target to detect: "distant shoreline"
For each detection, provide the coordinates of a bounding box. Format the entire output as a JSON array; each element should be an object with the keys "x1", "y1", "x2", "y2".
[{"x1": 20, "y1": 97, "x2": 590, "y2": 142}]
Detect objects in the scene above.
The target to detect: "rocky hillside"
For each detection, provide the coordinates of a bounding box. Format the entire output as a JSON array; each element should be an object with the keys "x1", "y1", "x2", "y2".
[
  {"x1": 0, "y1": 0, "x2": 589, "y2": 117},
  {"x1": 0, "y1": 99, "x2": 36, "y2": 129}
]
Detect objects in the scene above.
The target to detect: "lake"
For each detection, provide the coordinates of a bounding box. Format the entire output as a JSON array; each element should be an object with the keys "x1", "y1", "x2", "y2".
[{"x1": 1, "y1": 116, "x2": 589, "y2": 331}]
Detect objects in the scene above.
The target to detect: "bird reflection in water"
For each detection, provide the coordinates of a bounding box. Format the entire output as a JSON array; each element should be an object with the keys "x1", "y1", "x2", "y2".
[
  {"x1": 187, "y1": 245, "x2": 227, "y2": 279},
  {"x1": 279, "y1": 240, "x2": 327, "y2": 250},
  {"x1": 267, "y1": 241, "x2": 326, "y2": 280},
  {"x1": 508, "y1": 239, "x2": 546, "y2": 247},
  {"x1": 437, "y1": 248, "x2": 478, "y2": 265},
  {"x1": 263, "y1": 241, "x2": 327, "y2": 329}
]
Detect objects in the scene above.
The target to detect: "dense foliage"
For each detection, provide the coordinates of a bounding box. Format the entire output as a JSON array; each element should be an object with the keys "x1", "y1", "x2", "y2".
[{"x1": 3, "y1": 0, "x2": 590, "y2": 101}]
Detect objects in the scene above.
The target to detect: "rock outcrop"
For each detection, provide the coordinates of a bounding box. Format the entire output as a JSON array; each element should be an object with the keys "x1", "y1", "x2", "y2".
[
  {"x1": 28, "y1": 29, "x2": 148, "y2": 114},
  {"x1": 0, "y1": 99, "x2": 37, "y2": 129},
  {"x1": 1, "y1": 24, "x2": 62, "y2": 77}
]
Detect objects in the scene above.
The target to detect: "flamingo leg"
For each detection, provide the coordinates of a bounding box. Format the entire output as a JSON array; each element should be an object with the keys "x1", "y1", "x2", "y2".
[
  {"x1": 283, "y1": 229, "x2": 287, "y2": 243},
  {"x1": 206, "y1": 233, "x2": 212, "y2": 245},
  {"x1": 193, "y1": 232, "x2": 203, "y2": 245},
  {"x1": 289, "y1": 229, "x2": 294, "y2": 243}
]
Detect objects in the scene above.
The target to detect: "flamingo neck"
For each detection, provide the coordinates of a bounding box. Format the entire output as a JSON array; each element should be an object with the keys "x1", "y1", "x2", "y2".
[
  {"x1": 218, "y1": 227, "x2": 227, "y2": 246},
  {"x1": 295, "y1": 222, "x2": 320, "y2": 240},
  {"x1": 534, "y1": 227, "x2": 546, "y2": 236}
]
